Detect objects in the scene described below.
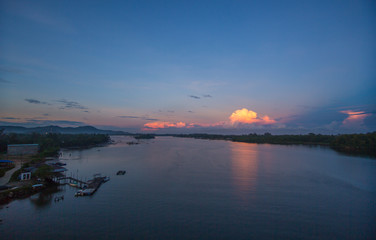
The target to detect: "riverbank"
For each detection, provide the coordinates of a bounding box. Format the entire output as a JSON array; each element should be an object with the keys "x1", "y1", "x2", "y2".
[
  {"x1": 0, "y1": 134, "x2": 112, "y2": 205},
  {"x1": 171, "y1": 132, "x2": 376, "y2": 158},
  {"x1": 0, "y1": 180, "x2": 59, "y2": 205}
]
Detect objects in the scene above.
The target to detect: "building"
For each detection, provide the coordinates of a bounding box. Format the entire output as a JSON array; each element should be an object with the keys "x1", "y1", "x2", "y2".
[
  {"x1": 7, "y1": 144, "x2": 39, "y2": 156},
  {"x1": 20, "y1": 172, "x2": 31, "y2": 181},
  {"x1": 0, "y1": 159, "x2": 14, "y2": 167}
]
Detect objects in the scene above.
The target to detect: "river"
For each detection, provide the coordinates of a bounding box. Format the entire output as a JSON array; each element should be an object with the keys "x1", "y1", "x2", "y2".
[{"x1": 1, "y1": 136, "x2": 375, "y2": 239}]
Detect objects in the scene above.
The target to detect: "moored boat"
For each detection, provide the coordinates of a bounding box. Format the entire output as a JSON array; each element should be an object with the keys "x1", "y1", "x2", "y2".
[{"x1": 116, "y1": 170, "x2": 126, "y2": 175}]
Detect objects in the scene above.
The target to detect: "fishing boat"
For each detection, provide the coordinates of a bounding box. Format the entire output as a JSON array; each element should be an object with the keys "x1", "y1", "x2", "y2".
[{"x1": 116, "y1": 170, "x2": 126, "y2": 175}]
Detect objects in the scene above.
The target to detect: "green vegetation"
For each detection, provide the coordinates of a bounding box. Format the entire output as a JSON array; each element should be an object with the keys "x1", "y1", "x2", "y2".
[
  {"x1": 33, "y1": 164, "x2": 54, "y2": 178},
  {"x1": 134, "y1": 134, "x2": 155, "y2": 139},
  {"x1": 10, "y1": 168, "x2": 23, "y2": 182},
  {"x1": 0, "y1": 132, "x2": 111, "y2": 157},
  {"x1": 330, "y1": 132, "x2": 376, "y2": 156},
  {"x1": 0, "y1": 132, "x2": 110, "y2": 184},
  {"x1": 173, "y1": 132, "x2": 376, "y2": 157}
]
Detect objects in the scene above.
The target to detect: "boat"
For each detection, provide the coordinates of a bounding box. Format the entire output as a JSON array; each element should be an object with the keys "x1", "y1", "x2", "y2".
[
  {"x1": 54, "y1": 162, "x2": 66, "y2": 166},
  {"x1": 75, "y1": 189, "x2": 83, "y2": 197},
  {"x1": 116, "y1": 170, "x2": 126, "y2": 175},
  {"x1": 75, "y1": 188, "x2": 95, "y2": 197},
  {"x1": 103, "y1": 176, "x2": 110, "y2": 182},
  {"x1": 69, "y1": 182, "x2": 78, "y2": 187}
]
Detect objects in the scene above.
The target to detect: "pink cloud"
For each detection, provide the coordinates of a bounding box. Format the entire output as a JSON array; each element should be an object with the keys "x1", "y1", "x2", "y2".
[
  {"x1": 142, "y1": 108, "x2": 277, "y2": 131},
  {"x1": 340, "y1": 110, "x2": 371, "y2": 127},
  {"x1": 143, "y1": 121, "x2": 186, "y2": 130}
]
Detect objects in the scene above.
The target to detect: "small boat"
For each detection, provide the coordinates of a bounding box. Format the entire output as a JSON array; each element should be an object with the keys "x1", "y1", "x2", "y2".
[
  {"x1": 54, "y1": 162, "x2": 66, "y2": 166},
  {"x1": 103, "y1": 176, "x2": 110, "y2": 182},
  {"x1": 116, "y1": 170, "x2": 126, "y2": 175},
  {"x1": 76, "y1": 188, "x2": 96, "y2": 196},
  {"x1": 69, "y1": 182, "x2": 78, "y2": 187},
  {"x1": 75, "y1": 189, "x2": 83, "y2": 197}
]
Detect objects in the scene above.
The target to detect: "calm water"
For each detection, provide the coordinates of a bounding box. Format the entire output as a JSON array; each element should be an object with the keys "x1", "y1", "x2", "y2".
[{"x1": 1, "y1": 136, "x2": 375, "y2": 239}]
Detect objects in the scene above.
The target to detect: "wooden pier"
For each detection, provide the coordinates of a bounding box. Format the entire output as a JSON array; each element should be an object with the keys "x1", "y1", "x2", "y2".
[
  {"x1": 55, "y1": 173, "x2": 109, "y2": 197},
  {"x1": 75, "y1": 174, "x2": 109, "y2": 197},
  {"x1": 57, "y1": 176, "x2": 88, "y2": 188}
]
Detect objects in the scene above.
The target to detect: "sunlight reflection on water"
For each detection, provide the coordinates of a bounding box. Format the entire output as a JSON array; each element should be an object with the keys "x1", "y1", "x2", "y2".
[
  {"x1": 1, "y1": 136, "x2": 375, "y2": 240},
  {"x1": 230, "y1": 142, "x2": 258, "y2": 205}
]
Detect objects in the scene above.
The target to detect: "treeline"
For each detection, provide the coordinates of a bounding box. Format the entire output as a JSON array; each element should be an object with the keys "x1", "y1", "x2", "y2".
[
  {"x1": 173, "y1": 132, "x2": 376, "y2": 157},
  {"x1": 330, "y1": 132, "x2": 376, "y2": 156},
  {"x1": 134, "y1": 134, "x2": 155, "y2": 139},
  {"x1": 0, "y1": 132, "x2": 110, "y2": 156}
]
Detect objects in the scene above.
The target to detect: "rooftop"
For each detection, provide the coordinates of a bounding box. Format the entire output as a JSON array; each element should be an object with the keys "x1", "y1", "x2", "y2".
[{"x1": 7, "y1": 144, "x2": 39, "y2": 147}]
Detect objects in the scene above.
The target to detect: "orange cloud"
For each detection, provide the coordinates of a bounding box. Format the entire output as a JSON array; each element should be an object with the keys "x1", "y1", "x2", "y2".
[
  {"x1": 143, "y1": 121, "x2": 186, "y2": 130},
  {"x1": 340, "y1": 110, "x2": 371, "y2": 126},
  {"x1": 229, "y1": 108, "x2": 276, "y2": 125},
  {"x1": 142, "y1": 108, "x2": 277, "y2": 131}
]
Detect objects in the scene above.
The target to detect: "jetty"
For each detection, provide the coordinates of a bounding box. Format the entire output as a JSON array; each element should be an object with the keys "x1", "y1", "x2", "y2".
[
  {"x1": 57, "y1": 176, "x2": 88, "y2": 188},
  {"x1": 74, "y1": 174, "x2": 109, "y2": 197},
  {"x1": 56, "y1": 173, "x2": 109, "y2": 197}
]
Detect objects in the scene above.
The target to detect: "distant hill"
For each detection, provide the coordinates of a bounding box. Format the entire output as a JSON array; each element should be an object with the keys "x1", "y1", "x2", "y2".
[{"x1": 0, "y1": 125, "x2": 129, "y2": 135}]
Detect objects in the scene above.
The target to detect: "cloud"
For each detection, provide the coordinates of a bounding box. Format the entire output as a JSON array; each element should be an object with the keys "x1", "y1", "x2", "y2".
[
  {"x1": 118, "y1": 116, "x2": 140, "y2": 119},
  {"x1": 142, "y1": 108, "x2": 276, "y2": 131},
  {"x1": 118, "y1": 115, "x2": 159, "y2": 121},
  {"x1": 189, "y1": 95, "x2": 200, "y2": 99},
  {"x1": 57, "y1": 99, "x2": 88, "y2": 110},
  {"x1": 0, "y1": 119, "x2": 86, "y2": 127},
  {"x1": 1, "y1": 117, "x2": 21, "y2": 120},
  {"x1": 143, "y1": 121, "x2": 186, "y2": 130},
  {"x1": 340, "y1": 110, "x2": 371, "y2": 127},
  {"x1": 229, "y1": 108, "x2": 276, "y2": 125},
  {"x1": 25, "y1": 119, "x2": 85, "y2": 126},
  {"x1": 25, "y1": 98, "x2": 49, "y2": 105},
  {"x1": 0, "y1": 78, "x2": 11, "y2": 84}
]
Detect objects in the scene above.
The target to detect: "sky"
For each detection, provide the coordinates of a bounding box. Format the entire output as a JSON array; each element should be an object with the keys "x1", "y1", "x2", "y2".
[{"x1": 0, "y1": 0, "x2": 375, "y2": 134}]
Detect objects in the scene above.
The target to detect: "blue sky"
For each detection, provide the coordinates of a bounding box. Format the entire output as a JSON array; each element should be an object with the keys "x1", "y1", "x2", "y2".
[{"x1": 0, "y1": 0, "x2": 375, "y2": 134}]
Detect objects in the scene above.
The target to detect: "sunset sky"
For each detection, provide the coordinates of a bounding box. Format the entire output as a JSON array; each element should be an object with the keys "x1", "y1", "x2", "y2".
[{"x1": 1, "y1": 0, "x2": 375, "y2": 134}]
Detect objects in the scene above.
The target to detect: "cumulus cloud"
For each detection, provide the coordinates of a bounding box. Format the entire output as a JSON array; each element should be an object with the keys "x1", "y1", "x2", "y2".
[
  {"x1": 142, "y1": 108, "x2": 276, "y2": 131},
  {"x1": 340, "y1": 110, "x2": 371, "y2": 127},
  {"x1": 229, "y1": 108, "x2": 276, "y2": 125}
]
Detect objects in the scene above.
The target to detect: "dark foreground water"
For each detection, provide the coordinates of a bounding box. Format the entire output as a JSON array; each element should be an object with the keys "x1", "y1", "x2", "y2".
[{"x1": 1, "y1": 136, "x2": 375, "y2": 239}]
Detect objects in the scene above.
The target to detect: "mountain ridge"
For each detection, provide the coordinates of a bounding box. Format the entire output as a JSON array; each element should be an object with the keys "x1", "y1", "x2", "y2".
[{"x1": 0, "y1": 125, "x2": 129, "y2": 135}]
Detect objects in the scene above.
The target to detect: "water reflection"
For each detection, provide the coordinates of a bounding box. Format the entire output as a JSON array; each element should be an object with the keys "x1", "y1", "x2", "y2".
[
  {"x1": 29, "y1": 186, "x2": 63, "y2": 208},
  {"x1": 230, "y1": 142, "x2": 259, "y2": 206},
  {"x1": 59, "y1": 150, "x2": 83, "y2": 160}
]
